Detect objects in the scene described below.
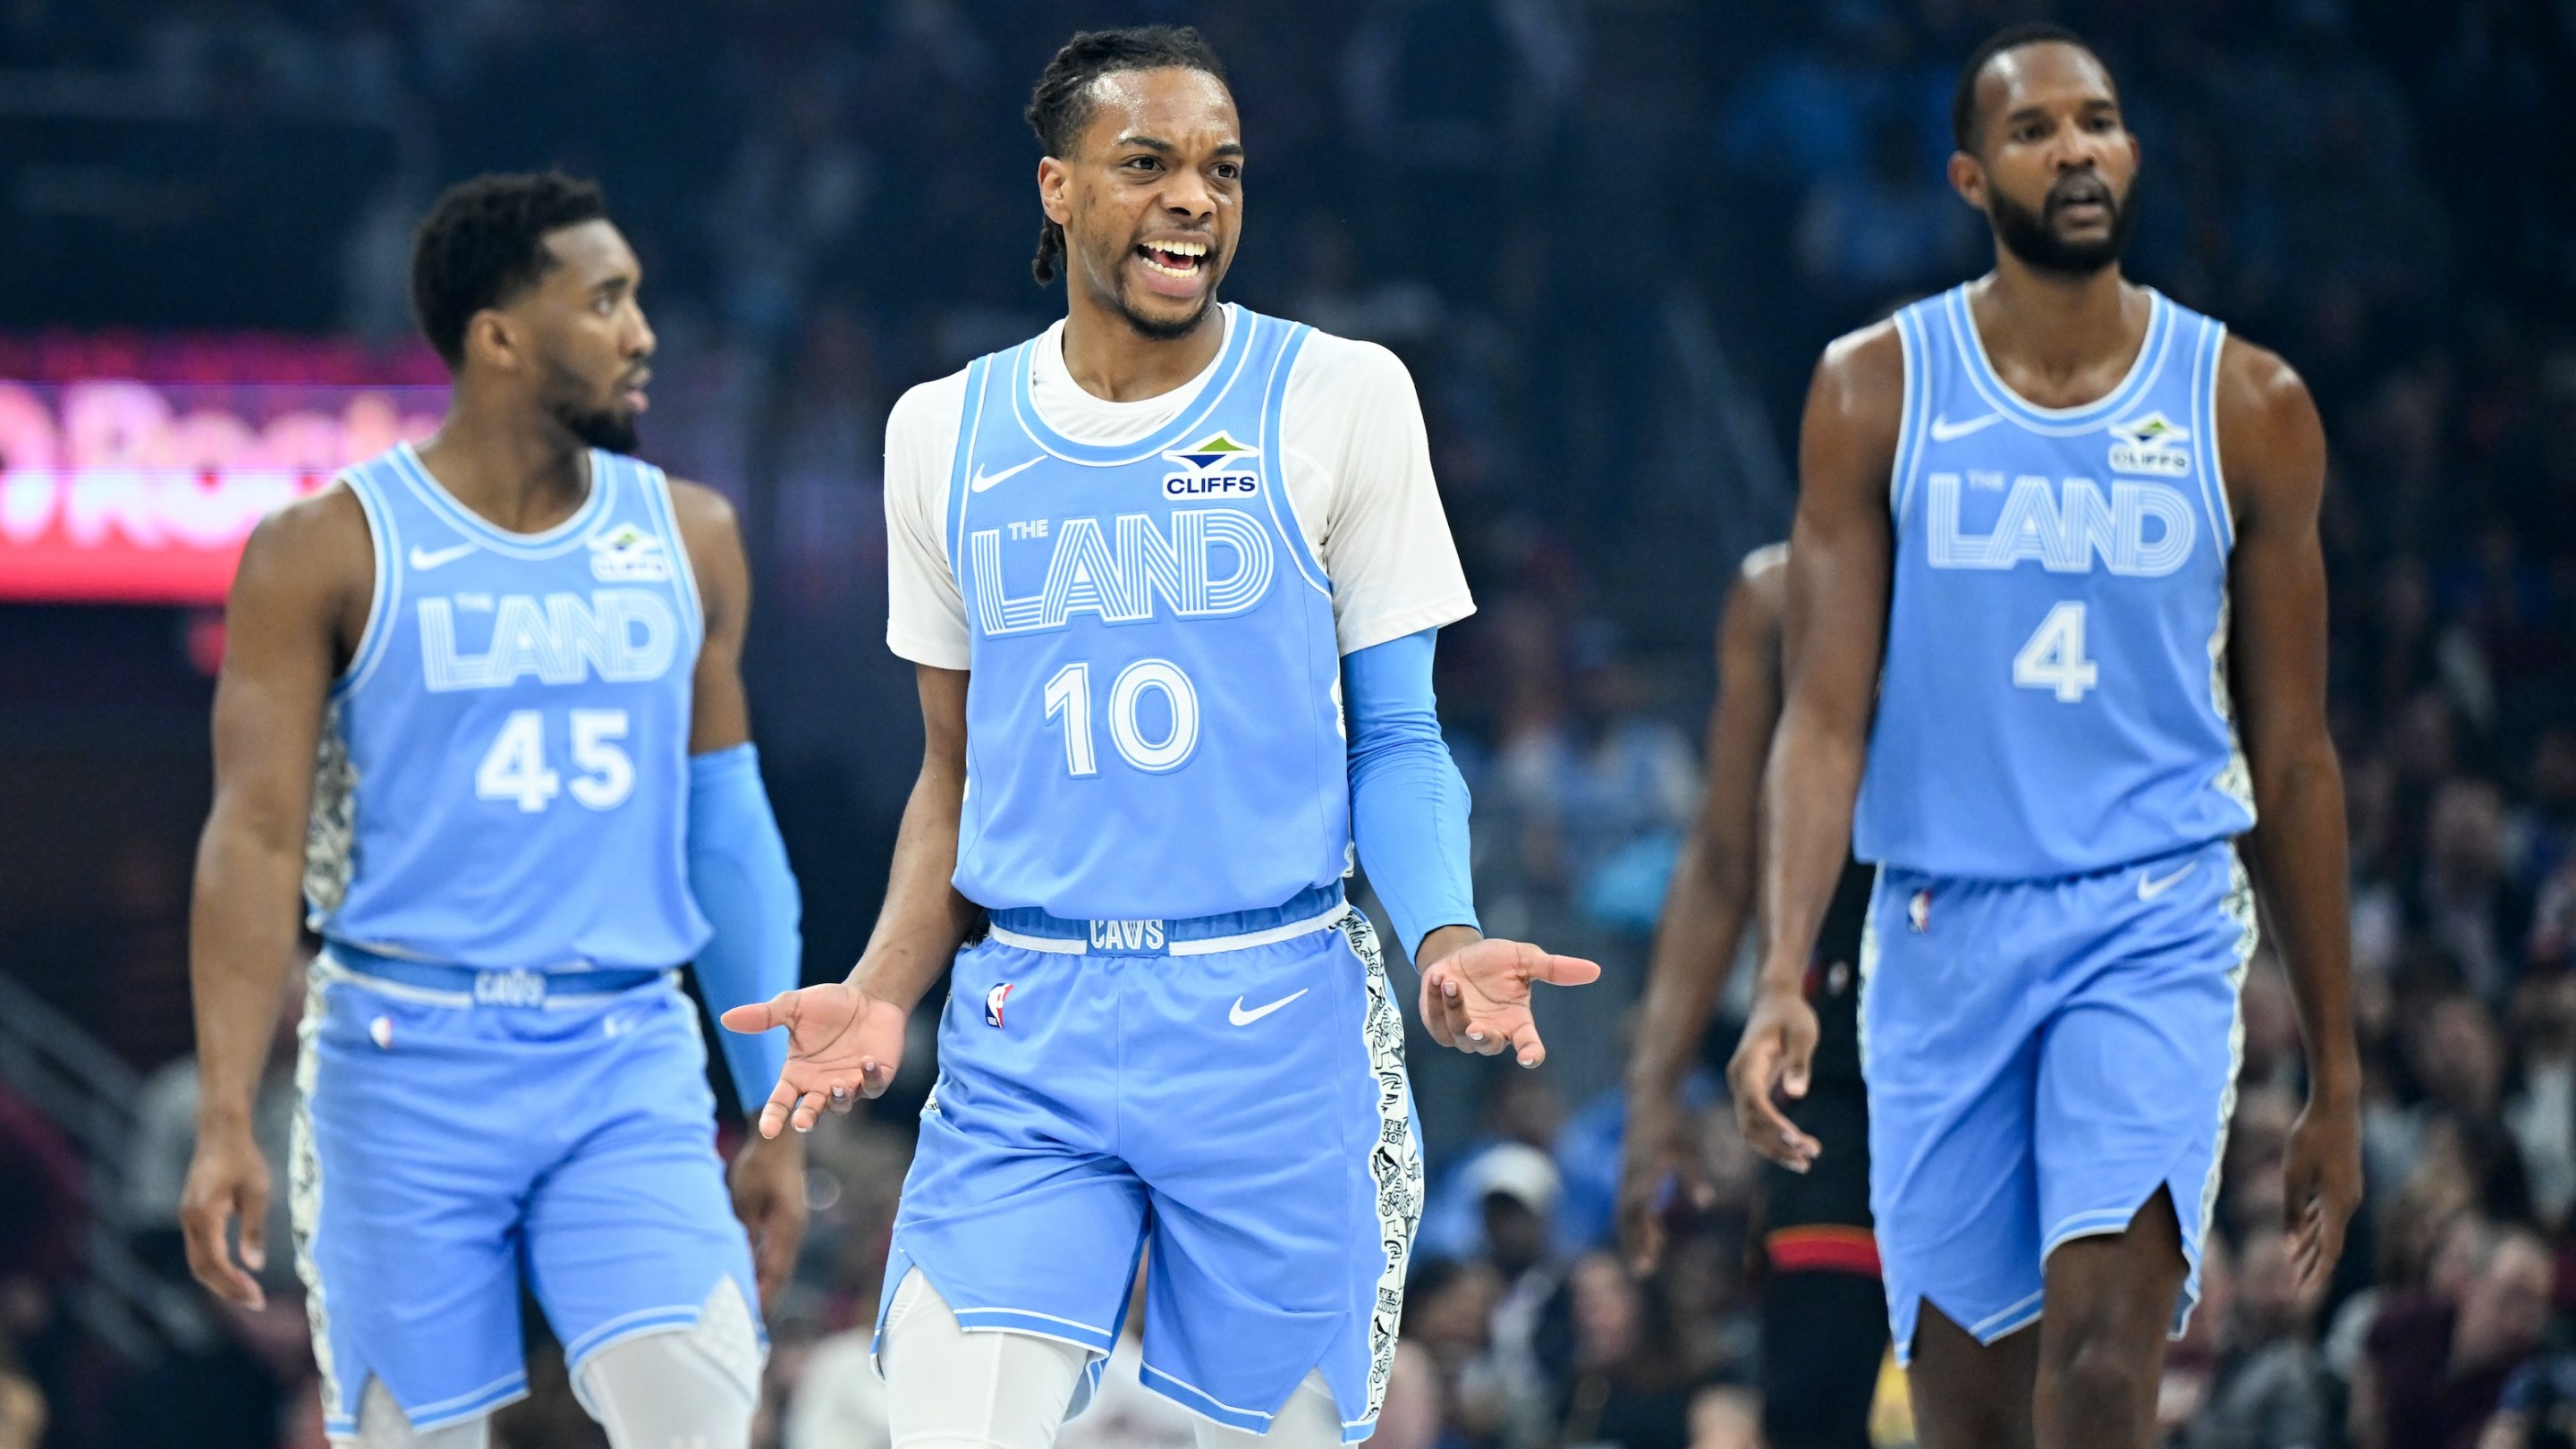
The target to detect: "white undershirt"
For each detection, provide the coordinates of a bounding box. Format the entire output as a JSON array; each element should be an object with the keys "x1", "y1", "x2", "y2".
[{"x1": 883, "y1": 305, "x2": 1476, "y2": 669}]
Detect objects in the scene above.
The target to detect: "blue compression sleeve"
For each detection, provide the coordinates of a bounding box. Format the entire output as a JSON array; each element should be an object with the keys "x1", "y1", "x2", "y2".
[
  {"x1": 688, "y1": 743, "x2": 802, "y2": 1114},
  {"x1": 1345, "y1": 628, "x2": 1479, "y2": 962}
]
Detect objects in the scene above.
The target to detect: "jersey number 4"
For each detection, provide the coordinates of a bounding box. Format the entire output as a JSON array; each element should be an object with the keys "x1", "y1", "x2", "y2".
[
  {"x1": 475, "y1": 708, "x2": 636, "y2": 812},
  {"x1": 2013, "y1": 601, "x2": 2101, "y2": 703},
  {"x1": 1043, "y1": 659, "x2": 1201, "y2": 776}
]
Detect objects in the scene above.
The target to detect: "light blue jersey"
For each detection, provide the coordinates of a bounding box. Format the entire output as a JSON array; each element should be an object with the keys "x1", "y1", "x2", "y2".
[
  {"x1": 948, "y1": 306, "x2": 1346, "y2": 919},
  {"x1": 1852, "y1": 284, "x2": 2268, "y2": 1360},
  {"x1": 305, "y1": 442, "x2": 709, "y2": 970},
  {"x1": 886, "y1": 309, "x2": 1430, "y2": 1439},
  {"x1": 290, "y1": 445, "x2": 756, "y2": 1434},
  {"x1": 1854, "y1": 284, "x2": 2256, "y2": 881}
]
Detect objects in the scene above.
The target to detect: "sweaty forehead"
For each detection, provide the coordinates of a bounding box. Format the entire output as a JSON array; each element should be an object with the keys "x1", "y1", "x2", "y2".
[
  {"x1": 1977, "y1": 41, "x2": 2117, "y2": 130},
  {"x1": 1074, "y1": 67, "x2": 1239, "y2": 153}
]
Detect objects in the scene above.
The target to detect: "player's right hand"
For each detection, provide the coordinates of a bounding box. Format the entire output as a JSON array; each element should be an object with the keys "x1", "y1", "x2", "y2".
[
  {"x1": 1615, "y1": 1088, "x2": 1712, "y2": 1275},
  {"x1": 1727, "y1": 979, "x2": 1822, "y2": 1173},
  {"x1": 179, "y1": 1123, "x2": 271, "y2": 1309},
  {"x1": 722, "y1": 982, "x2": 909, "y2": 1138}
]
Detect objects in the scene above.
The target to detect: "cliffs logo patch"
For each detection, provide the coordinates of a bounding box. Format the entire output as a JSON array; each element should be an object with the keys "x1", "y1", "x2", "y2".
[
  {"x1": 984, "y1": 982, "x2": 1013, "y2": 1029},
  {"x1": 1908, "y1": 889, "x2": 1932, "y2": 934},
  {"x1": 2106, "y1": 412, "x2": 2191, "y2": 478},
  {"x1": 589, "y1": 522, "x2": 674, "y2": 581},
  {"x1": 1161, "y1": 430, "x2": 1262, "y2": 499}
]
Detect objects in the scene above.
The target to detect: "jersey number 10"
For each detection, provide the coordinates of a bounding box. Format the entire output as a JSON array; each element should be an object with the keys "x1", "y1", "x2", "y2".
[
  {"x1": 475, "y1": 708, "x2": 636, "y2": 812},
  {"x1": 1042, "y1": 658, "x2": 1201, "y2": 776}
]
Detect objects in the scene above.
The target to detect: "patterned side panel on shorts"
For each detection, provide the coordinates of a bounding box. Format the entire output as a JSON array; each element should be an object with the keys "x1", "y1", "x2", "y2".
[
  {"x1": 289, "y1": 971, "x2": 345, "y2": 1423},
  {"x1": 1338, "y1": 908, "x2": 1422, "y2": 1422},
  {"x1": 2196, "y1": 852, "x2": 2261, "y2": 1250},
  {"x1": 302, "y1": 704, "x2": 358, "y2": 920}
]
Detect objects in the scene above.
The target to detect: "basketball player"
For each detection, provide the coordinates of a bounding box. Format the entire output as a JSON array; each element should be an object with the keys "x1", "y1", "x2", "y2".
[
  {"x1": 180, "y1": 173, "x2": 807, "y2": 1448},
  {"x1": 722, "y1": 26, "x2": 1596, "y2": 1449},
  {"x1": 1617, "y1": 542, "x2": 1885, "y2": 1449},
  {"x1": 1732, "y1": 25, "x2": 2364, "y2": 1447}
]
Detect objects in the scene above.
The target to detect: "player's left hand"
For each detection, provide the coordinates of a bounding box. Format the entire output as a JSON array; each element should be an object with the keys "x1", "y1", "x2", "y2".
[
  {"x1": 1416, "y1": 928, "x2": 1601, "y2": 1068},
  {"x1": 722, "y1": 980, "x2": 910, "y2": 1137},
  {"x1": 2281, "y1": 1089, "x2": 2362, "y2": 1293},
  {"x1": 727, "y1": 1129, "x2": 808, "y2": 1308}
]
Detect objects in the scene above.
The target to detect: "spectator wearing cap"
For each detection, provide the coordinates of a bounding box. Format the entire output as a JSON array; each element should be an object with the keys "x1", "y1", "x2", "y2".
[{"x1": 1462, "y1": 1142, "x2": 1564, "y2": 1449}]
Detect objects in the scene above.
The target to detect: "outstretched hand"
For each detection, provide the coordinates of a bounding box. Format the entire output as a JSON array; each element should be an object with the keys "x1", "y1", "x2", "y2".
[
  {"x1": 1416, "y1": 930, "x2": 1601, "y2": 1068},
  {"x1": 721, "y1": 981, "x2": 910, "y2": 1139}
]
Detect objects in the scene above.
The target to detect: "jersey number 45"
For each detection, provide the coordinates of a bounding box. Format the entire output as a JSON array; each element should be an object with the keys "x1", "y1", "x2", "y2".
[{"x1": 475, "y1": 708, "x2": 636, "y2": 812}]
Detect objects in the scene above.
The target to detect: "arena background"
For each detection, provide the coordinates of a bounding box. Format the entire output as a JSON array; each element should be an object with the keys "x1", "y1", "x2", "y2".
[{"x1": 3, "y1": 2, "x2": 2572, "y2": 1446}]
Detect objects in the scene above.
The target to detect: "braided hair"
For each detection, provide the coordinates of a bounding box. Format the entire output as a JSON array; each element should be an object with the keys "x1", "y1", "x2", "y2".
[{"x1": 1024, "y1": 26, "x2": 1230, "y2": 285}]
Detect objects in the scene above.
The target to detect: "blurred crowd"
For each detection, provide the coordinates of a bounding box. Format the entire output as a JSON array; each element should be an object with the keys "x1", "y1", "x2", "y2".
[{"x1": 7, "y1": 0, "x2": 2576, "y2": 1446}]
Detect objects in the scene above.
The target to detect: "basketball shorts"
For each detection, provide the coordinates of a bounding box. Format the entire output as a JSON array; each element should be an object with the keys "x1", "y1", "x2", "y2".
[
  {"x1": 292, "y1": 949, "x2": 761, "y2": 1436},
  {"x1": 877, "y1": 887, "x2": 1420, "y2": 1445},
  {"x1": 1860, "y1": 838, "x2": 2256, "y2": 1362}
]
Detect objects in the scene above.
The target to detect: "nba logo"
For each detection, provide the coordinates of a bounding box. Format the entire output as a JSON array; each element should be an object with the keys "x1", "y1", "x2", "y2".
[
  {"x1": 985, "y1": 983, "x2": 1013, "y2": 1029},
  {"x1": 1908, "y1": 890, "x2": 1932, "y2": 934}
]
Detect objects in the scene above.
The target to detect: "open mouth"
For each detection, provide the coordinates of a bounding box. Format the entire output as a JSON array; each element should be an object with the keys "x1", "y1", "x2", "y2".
[
  {"x1": 1134, "y1": 236, "x2": 1211, "y2": 292},
  {"x1": 2048, "y1": 182, "x2": 2112, "y2": 225}
]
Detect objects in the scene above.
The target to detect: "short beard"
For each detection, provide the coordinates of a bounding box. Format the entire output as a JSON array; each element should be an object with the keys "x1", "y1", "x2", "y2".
[
  {"x1": 550, "y1": 399, "x2": 640, "y2": 454},
  {"x1": 538, "y1": 355, "x2": 640, "y2": 453},
  {"x1": 1112, "y1": 281, "x2": 1217, "y2": 342},
  {"x1": 1989, "y1": 178, "x2": 2139, "y2": 278}
]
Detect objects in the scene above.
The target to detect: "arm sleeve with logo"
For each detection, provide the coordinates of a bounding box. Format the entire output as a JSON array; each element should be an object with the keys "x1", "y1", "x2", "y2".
[
  {"x1": 1286, "y1": 335, "x2": 1477, "y2": 655},
  {"x1": 1345, "y1": 627, "x2": 1479, "y2": 962},
  {"x1": 884, "y1": 371, "x2": 972, "y2": 669},
  {"x1": 687, "y1": 743, "x2": 803, "y2": 1115}
]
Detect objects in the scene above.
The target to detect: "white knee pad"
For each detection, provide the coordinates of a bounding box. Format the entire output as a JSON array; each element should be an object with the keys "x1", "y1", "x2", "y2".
[
  {"x1": 880, "y1": 1268, "x2": 1092, "y2": 1449},
  {"x1": 575, "y1": 1277, "x2": 765, "y2": 1449},
  {"x1": 348, "y1": 1377, "x2": 490, "y2": 1449},
  {"x1": 1187, "y1": 1372, "x2": 1340, "y2": 1449}
]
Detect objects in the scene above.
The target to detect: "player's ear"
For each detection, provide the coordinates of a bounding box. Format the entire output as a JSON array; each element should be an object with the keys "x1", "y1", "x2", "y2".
[
  {"x1": 1947, "y1": 149, "x2": 1987, "y2": 209},
  {"x1": 460, "y1": 309, "x2": 526, "y2": 377},
  {"x1": 1037, "y1": 156, "x2": 1073, "y2": 228}
]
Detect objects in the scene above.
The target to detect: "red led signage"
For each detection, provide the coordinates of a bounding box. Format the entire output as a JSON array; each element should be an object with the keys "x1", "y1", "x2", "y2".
[{"x1": 0, "y1": 371, "x2": 445, "y2": 604}]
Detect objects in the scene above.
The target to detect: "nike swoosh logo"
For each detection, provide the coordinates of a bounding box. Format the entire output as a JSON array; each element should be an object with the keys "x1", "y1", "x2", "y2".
[
  {"x1": 1928, "y1": 413, "x2": 2004, "y2": 442},
  {"x1": 968, "y1": 456, "x2": 1043, "y2": 493},
  {"x1": 408, "y1": 542, "x2": 478, "y2": 571},
  {"x1": 1229, "y1": 988, "x2": 1309, "y2": 1027},
  {"x1": 2138, "y1": 862, "x2": 2199, "y2": 901}
]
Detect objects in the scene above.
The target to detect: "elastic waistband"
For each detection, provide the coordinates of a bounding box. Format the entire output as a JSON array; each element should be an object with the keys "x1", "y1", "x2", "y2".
[
  {"x1": 983, "y1": 883, "x2": 1348, "y2": 958},
  {"x1": 1874, "y1": 835, "x2": 2233, "y2": 890},
  {"x1": 318, "y1": 942, "x2": 673, "y2": 1007}
]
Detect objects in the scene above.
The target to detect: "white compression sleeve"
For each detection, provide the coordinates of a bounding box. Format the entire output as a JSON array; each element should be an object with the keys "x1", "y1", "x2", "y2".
[
  {"x1": 880, "y1": 1268, "x2": 1091, "y2": 1449},
  {"x1": 574, "y1": 1278, "x2": 764, "y2": 1449},
  {"x1": 1188, "y1": 1371, "x2": 1343, "y2": 1449},
  {"x1": 349, "y1": 1377, "x2": 489, "y2": 1449}
]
